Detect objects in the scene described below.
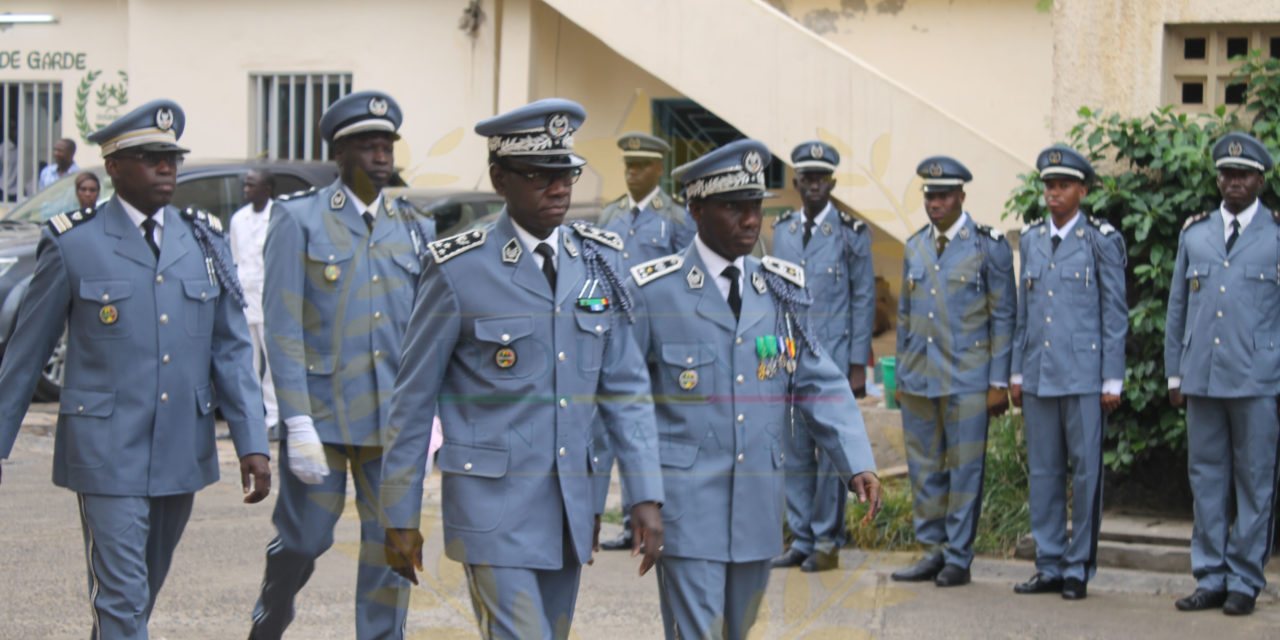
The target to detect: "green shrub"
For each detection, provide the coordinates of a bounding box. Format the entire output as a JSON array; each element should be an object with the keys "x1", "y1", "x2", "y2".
[{"x1": 1002, "y1": 49, "x2": 1280, "y2": 473}]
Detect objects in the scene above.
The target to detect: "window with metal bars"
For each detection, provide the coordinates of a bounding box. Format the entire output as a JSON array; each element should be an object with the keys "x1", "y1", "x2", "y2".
[
  {"x1": 0, "y1": 81, "x2": 63, "y2": 204},
  {"x1": 249, "y1": 73, "x2": 352, "y2": 161}
]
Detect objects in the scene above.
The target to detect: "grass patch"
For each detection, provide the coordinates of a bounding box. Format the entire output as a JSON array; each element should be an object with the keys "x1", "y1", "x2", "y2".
[{"x1": 848, "y1": 412, "x2": 1031, "y2": 556}]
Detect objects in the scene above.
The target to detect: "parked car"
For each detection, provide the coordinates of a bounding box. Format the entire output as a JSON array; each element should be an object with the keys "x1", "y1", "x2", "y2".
[
  {"x1": 0, "y1": 159, "x2": 337, "y2": 401},
  {"x1": 384, "y1": 187, "x2": 505, "y2": 238}
]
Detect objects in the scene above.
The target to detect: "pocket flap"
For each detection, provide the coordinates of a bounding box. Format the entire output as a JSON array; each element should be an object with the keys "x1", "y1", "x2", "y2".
[
  {"x1": 306, "y1": 242, "x2": 352, "y2": 263},
  {"x1": 182, "y1": 278, "x2": 220, "y2": 302},
  {"x1": 59, "y1": 388, "x2": 115, "y2": 417},
  {"x1": 575, "y1": 311, "x2": 608, "y2": 336},
  {"x1": 436, "y1": 443, "x2": 508, "y2": 478},
  {"x1": 1255, "y1": 330, "x2": 1278, "y2": 350},
  {"x1": 1072, "y1": 333, "x2": 1099, "y2": 352},
  {"x1": 473, "y1": 316, "x2": 534, "y2": 345},
  {"x1": 394, "y1": 253, "x2": 422, "y2": 275},
  {"x1": 659, "y1": 439, "x2": 700, "y2": 469},
  {"x1": 660, "y1": 343, "x2": 716, "y2": 367},
  {"x1": 1187, "y1": 263, "x2": 1211, "y2": 279},
  {"x1": 195, "y1": 384, "x2": 218, "y2": 415},
  {"x1": 78, "y1": 280, "x2": 133, "y2": 303},
  {"x1": 1244, "y1": 264, "x2": 1275, "y2": 283},
  {"x1": 1023, "y1": 264, "x2": 1041, "y2": 280},
  {"x1": 907, "y1": 267, "x2": 924, "y2": 280}
]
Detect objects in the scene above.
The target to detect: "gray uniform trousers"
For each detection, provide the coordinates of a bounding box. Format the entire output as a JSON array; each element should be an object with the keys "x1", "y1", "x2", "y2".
[
  {"x1": 463, "y1": 516, "x2": 583, "y2": 640},
  {"x1": 1021, "y1": 394, "x2": 1104, "y2": 581},
  {"x1": 250, "y1": 441, "x2": 408, "y2": 639},
  {"x1": 656, "y1": 557, "x2": 771, "y2": 640},
  {"x1": 782, "y1": 413, "x2": 849, "y2": 555},
  {"x1": 78, "y1": 493, "x2": 194, "y2": 640}
]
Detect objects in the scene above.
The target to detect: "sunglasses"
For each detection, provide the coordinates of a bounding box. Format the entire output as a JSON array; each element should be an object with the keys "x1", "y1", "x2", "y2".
[
  {"x1": 116, "y1": 150, "x2": 185, "y2": 168},
  {"x1": 502, "y1": 163, "x2": 582, "y2": 190}
]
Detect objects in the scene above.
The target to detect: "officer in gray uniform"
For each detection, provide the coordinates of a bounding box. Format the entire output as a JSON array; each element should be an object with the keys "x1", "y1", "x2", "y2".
[
  {"x1": 251, "y1": 90, "x2": 434, "y2": 640},
  {"x1": 770, "y1": 140, "x2": 876, "y2": 573},
  {"x1": 891, "y1": 155, "x2": 1015, "y2": 587},
  {"x1": 0, "y1": 99, "x2": 271, "y2": 640},
  {"x1": 1010, "y1": 145, "x2": 1127, "y2": 601},
  {"x1": 1166, "y1": 132, "x2": 1278, "y2": 617},
  {"x1": 596, "y1": 131, "x2": 696, "y2": 551},
  {"x1": 627, "y1": 139, "x2": 881, "y2": 639},
  {"x1": 380, "y1": 98, "x2": 665, "y2": 640}
]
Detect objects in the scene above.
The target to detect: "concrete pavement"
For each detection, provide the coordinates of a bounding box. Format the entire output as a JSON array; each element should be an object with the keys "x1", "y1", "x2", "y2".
[{"x1": 2, "y1": 410, "x2": 1277, "y2": 639}]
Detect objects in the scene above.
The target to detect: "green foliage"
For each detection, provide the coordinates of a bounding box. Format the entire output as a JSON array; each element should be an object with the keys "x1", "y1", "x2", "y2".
[
  {"x1": 849, "y1": 413, "x2": 1030, "y2": 554},
  {"x1": 1003, "y1": 49, "x2": 1280, "y2": 473}
]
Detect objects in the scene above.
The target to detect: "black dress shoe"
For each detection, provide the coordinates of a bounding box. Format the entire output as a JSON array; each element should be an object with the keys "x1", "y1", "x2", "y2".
[
  {"x1": 890, "y1": 554, "x2": 945, "y2": 582},
  {"x1": 934, "y1": 564, "x2": 971, "y2": 587},
  {"x1": 1061, "y1": 578, "x2": 1087, "y2": 600},
  {"x1": 771, "y1": 548, "x2": 808, "y2": 568},
  {"x1": 1013, "y1": 573, "x2": 1063, "y2": 594},
  {"x1": 599, "y1": 529, "x2": 633, "y2": 551},
  {"x1": 1175, "y1": 588, "x2": 1228, "y2": 611},
  {"x1": 1223, "y1": 591, "x2": 1256, "y2": 616},
  {"x1": 800, "y1": 549, "x2": 839, "y2": 573}
]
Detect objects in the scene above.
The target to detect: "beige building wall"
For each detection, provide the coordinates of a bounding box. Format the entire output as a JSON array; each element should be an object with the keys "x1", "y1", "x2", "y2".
[{"x1": 777, "y1": 0, "x2": 1056, "y2": 163}]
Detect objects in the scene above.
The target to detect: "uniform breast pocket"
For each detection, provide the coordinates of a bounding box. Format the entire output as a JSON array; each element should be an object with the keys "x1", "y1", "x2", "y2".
[
  {"x1": 1186, "y1": 263, "x2": 1211, "y2": 295},
  {"x1": 1059, "y1": 258, "x2": 1090, "y2": 293},
  {"x1": 946, "y1": 265, "x2": 983, "y2": 301},
  {"x1": 1243, "y1": 264, "x2": 1277, "y2": 289},
  {"x1": 181, "y1": 279, "x2": 220, "y2": 337},
  {"x1": 305, "y1": 241, "x2": 353, "y2": 291},
  {"x1": 660, "y1": 342, "x2": 717, "y2": 394},
  {"x1": 77, "y1": 280, "x2": 134, "y2": 340},
  {"x1": 905, "y1": 266, "x2": 925, "y2": 300},
  {"x1": 473, "y1": 316, "x2": 546, "y2": 379},
  {"x1": 572, "y1": 312, "x2": 607, "y2": 373},
  {"x1": 1022, "y1": 264, "x2": 1041, "y2": 294}
]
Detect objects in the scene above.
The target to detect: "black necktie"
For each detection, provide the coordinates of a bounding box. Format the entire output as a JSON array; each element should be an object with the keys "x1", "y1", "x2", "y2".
[
  {"x1": 362, "y1": 211, "x2": 375, "y2": 231},
  {"x1": 803, "y1": 218, "x2": 815, "y2": 247},
  {"x1": 1226, "y1": 219, "x2": 1240, "y2": 253},
  {"x1": 1051, "y1": 235, "x2": 1061, "y2": 253},
  {"x1": 141, "y1": 216, "x2": 160, "y2": 258},
  {"x1": 936, "y1": 234, "x2": 948, "y2": 257},
  {"x1": 722, "y1": 265, "x2": 741, "y2": 321},
  {"x1": 535, "y1": 242, "x2": 556, "y2": 292},
  {"x1": 631, "y1": 206, "x2": 641, "y2": 221}
]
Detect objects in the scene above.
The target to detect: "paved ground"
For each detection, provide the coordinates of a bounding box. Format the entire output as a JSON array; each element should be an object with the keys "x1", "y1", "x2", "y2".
[{"x1": 3, "y1": 405, "x2": 1278, "y2": 639}]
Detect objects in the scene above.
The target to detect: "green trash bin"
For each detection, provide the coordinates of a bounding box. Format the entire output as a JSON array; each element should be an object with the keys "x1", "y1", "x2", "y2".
[{"x1": 880, "y1": 356, "x2": 898, "y2": 409}]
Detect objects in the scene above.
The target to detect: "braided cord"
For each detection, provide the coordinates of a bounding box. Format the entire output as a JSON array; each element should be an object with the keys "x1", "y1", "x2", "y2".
[
  {"x1": 763, "y1": 271, "x2": 818, "y2": 354},
  {"x1": 189, "y1": 219, "x2": 248, "y2": 308},
  {"x1": 578, "y1": 238, "x2": 635, "y2": 323}
]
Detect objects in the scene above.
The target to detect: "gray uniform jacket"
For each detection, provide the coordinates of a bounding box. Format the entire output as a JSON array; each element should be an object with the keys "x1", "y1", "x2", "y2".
[
  {"x1": 380, "y1": 212, "x2": 664, "y2": 570},
  {"x1": 1165, "y1": 205, "x2": 1280, "y2": 397},
  {"x1": 597, "y1": 190, "x2": 696, "y2": 269},
  {"x1": 896, "y1": 215, "x2": 1016, "y2": 397},
  {"x1": 1013, "y1": 215, "x2": 1128, "y2": 396},
  {"x1": 0, "y1": 198, "x2": 268, "y2": 495},
  {"x1": 263, "y1": 180, "x2": 434, "y2": 446},
  {"x1": 771, "y1": 207, "x2": 875, "y2": 369},
  {"x1": 627, "y1": 246, "x2": 877, "y2": 563}
]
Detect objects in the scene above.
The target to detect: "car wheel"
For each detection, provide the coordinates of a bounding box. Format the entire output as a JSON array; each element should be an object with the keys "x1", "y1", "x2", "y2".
[{"x1": 33, "y1": 324, "x2": 67, "y2": 402}]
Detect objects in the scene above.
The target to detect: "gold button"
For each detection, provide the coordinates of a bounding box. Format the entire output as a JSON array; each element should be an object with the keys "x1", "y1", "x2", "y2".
[
  {"x1": 1092, "y1": 344, "x2": 1097, "y2": 350},
  {"x1": 930, "y1": 288, "x2": 937, "y2": 295},
  {"x1": 1217, "y1": 310, "x2": 1223, "y2": 317},
  {"x1": 595, "y1": 325, "x2": 603, "y2": 334},
  {"x1": 736, "y1": 374, "x2": 744, "y2": 384},
  {"x1": 555, "y1": 306, "x2": 561, "y2": 313},
  {"x1": 737, "y1": 414, "x2": 744, "y2": 423},
  {"x1": 372, "y1": 275, "x2": 380, "y2": 282},
  {"x1": 101, "y1": 293, "x2": 109, "y2": 302},
  {"x1": 328, "y1": 254, "x2": 335, "y2": 261},
  {"x1": 801, "y1": 259, "x2": 806, "y2": 266},
  {"x1": 827, "y1": 268, "x2": 833, "y2": 273},
  {"x1": 159, "y1": 314, "x2": 168, "y2": 324},
  {"x1": 200, "y1": 291, "x2": 207, "y2": 299},
  {"x1": 558, "y1": 447, "x2": 566, "y2": 457},
  {"x1": 1044, "y1": 340, "x2": 1051, "y2": 347},
  {"x1": 736, "y1": 337, "x2": 742, "y2": 345},
  {"x1": 374, "y1": 350, "x2": 382, "y2": 358},
  {"x1": 927, "y1": 336, "x2": 933, "y2": 343},
  {"x1": 1048, "y1": 291, "x2": 1054, "y2": 297},
  {"x1": 374, "y1": 311, "x2": 381, "y2": 319},
  {"x1": 628, "y1": 229, "x2": 635, "y2": 236},
  {"x1": 928, "y1": 312, "x2": 934, "y2": 319},
  {"x1": 1050, "y1": 263, "x2": 1055, "y2": 270},
  {"x1": 559, "y1": 398, "x2": 568, "y2": 408},
  {"x1": 781, "y1": 453, "x2": 786, "y2": 461},
  {"x1": 685, "y1": 357, "x2": 694, "y2": 365},
  {"x1": 160, "y1": 393, "x2": 168, "y2": 402},
  {"x1": 558, "y1": 352, "x2": 566, "y2": 361},
  {"x1": 307, "y1": 364, "x2": 315, "y2": 371},
  {"x1": 77, "y1": 405, "x2": 84, "y2": 413},
  {"x1": 155, "y1": 275, "x2": 164, "y2": 284},
  {"x1": 162, "y1": 354, "x2": 170, "y2": 363},
  {"x1": 623, "y1": 252, "x2": 629, "y2": 259},
  {"x1": 934, "y1": 265, "x2": 940, "y2": 271},
  {"x1": 1220, "y1": 286, "x2": 1226, "y2": 293},
  {"x1": 1046, "y1": 316, "x2": 1052, "y2": 323},
  {"x1": 501, "y1": 333, "x2": 510, "y2": 342},
  {"x1": 593, "y1": 456, "x2": 599, "y2": 465},
  {"x1": 1224, "y1": 261, "x2": 1230, "y2": 267},
  {"x1": 960, "y1": 276, "x2": 966, "y2": 282},
  {"x1": 464, "y1": 462, "x2": 473, "y2": 471},
  {"x1": 205, "y1": 402, "x2": 212, "y2": 408},
  {"x1": 1075, "y1": 272, "x2": 1080, "y2": 278},
  {"x1": 737, "y1": 453, "x2": 744, "y2": 463},
  {"x1": 974, "y1": 341, "x2": 981, "y2": 347},
  {"x1": 1214, "y1": 337, "x2": 1220, "y2": 345}
]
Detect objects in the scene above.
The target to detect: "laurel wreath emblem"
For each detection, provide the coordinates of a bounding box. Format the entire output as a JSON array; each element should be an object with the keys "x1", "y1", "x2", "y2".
[{"x1": 74, "y1": 70, "x2": 101, "y2": 141}]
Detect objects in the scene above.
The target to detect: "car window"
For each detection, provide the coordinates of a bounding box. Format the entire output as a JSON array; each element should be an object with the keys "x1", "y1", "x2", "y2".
[
  {"x1": 273, "y1": 174, "x2": 310, "y2": 198},
  {"x1": 174, "y1": 174, "x2": 242, "y2": 227},
  {"x1": 3, "y1": 169, "x2": 114, "y2": 223}
]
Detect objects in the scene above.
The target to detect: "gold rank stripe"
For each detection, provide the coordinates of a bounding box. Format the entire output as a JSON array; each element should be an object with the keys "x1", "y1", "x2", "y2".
[{"x1": 49, "y1": 213, "x2": 72, "y2": 234}]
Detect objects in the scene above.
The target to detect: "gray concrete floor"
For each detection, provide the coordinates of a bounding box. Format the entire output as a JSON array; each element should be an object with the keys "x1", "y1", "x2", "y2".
[{"x1": 3, "y1": 406, "x2": 1277, "y2": 639}]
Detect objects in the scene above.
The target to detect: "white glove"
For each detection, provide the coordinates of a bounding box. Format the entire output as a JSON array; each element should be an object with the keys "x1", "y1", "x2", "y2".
[{"x1": 284, "y1": 416, "x2": 330, "y2": 484}]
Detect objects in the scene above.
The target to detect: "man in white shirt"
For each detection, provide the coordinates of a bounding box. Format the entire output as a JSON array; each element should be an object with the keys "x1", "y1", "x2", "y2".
[
  {"x1": 229, "y1": 169, "x2": 278, "y2": 433},
  {"x1": 37, "y1": 138, "x2": 80, "y2": 191}
]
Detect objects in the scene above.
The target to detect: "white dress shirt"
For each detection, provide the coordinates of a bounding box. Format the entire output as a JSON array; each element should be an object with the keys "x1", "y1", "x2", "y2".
[
  {"x1": 693, "y1": 234, "x2": 745, "y2": 303},
  {"x1": 118, "y1": 196, "x2": 164, "y2": 249},
  {"x1": 512, "y1": 219, "x2": 559, "y2": 271}
]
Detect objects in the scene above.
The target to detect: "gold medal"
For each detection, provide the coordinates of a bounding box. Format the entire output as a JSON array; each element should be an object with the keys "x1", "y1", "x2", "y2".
[
  {"x1": 678, "y1": 369, "x2": 698, "y2": 390},
  {"x1": 495, "y1": 348, "x2": 517, "y2": 368},
  {"x1": 908, "y1": 279, "x2": 916, "y2": 292},
  {"x1": 757, "y1": 361, "x2": 768, "y2": 380},
  {"x1": 323, "y1": 264, "x2": 341, "y2": 282},
  {"x1": 99, "y1": 304, "x2": 118, "y2": 325},
  {"x1": 1190, "y1": 279, "x2": 1199, "y2": 292}
]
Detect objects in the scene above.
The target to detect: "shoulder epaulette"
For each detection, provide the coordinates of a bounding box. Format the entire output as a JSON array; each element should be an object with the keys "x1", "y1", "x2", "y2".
[
  {"x1": 974, "y1": 223, "x2": 1005, "y2": 242},
  {"x1": 1021, "y1": 217, "x2": 1046, "y2": 234},
  {"x1": 277, "y1": 186, "x2": 317, "y2": 202},
  {"x1": 761, "y1": 255, "x2": 806, "y2": 288},
  {"x1": 47, "y1": 206, "x2": 97, "y2": 235},
  {"x1": 630, "y1": 254, "x2": 683, "y2": 287},
  {"x1": 1086, "y1": 215, "x2": 1116, "y2": 235},
  {"x1": 910, "y1": 224, "x2": 932, "y2": 240},
  {"x1": 570, "y1": 221, "x2": 623, "y2": 250},
  {"x1": 181, "y1": 207, "x2": 223, "y2": 235},
  {"x1": 772, "y1": 209, "x2": 796, "y2": 227},
  {"x1": 389, "y1": 195, "x2": 427, "y2": 218},
  {"x1": 838, "y1": 210, "x2": 867, "y2": 232},
  {"x1": 428, "y1": 229, "x2": 486, "y2": 264},
  {"x1": 613, "y1": 194, "x2": 628, "y2": 208},
  {"x1": 1183, "y1": 211, "x2": 1210, "y2": 230}
]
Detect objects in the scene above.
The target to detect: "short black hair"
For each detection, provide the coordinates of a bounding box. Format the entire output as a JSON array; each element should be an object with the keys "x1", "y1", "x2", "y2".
[
  {"x1": 249, "y1": 168, "x2": 277, "y2": 191},
  {"x1": 56, "y1": 138, "x2": 76, "y2": 153}
]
